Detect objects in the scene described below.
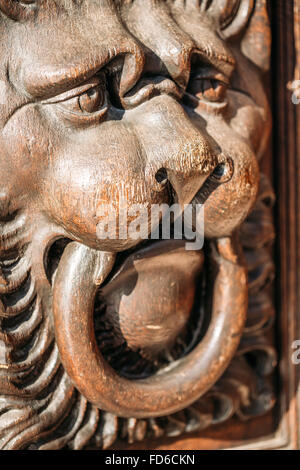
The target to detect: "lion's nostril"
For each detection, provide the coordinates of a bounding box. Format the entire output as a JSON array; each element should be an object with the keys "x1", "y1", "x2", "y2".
[{"x1": 155, "y1": 168, "x2": 168, "y2": 185}]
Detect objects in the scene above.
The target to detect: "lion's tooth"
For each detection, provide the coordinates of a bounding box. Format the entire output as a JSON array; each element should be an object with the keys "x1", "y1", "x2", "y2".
[{"x1": 94, "y1": 251, "x2": 116, "y2": 286}]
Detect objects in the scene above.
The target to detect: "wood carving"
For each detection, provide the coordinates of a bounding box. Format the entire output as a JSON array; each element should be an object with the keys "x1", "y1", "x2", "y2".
[{"x1": 0, "y1": 0, "x2": 276, "y2": 449}]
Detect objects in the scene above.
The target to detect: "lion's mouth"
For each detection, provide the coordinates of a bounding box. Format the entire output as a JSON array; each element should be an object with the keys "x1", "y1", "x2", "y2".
[
  {"x1": 93, "y1": 238, "x2": 208, "y2": 380},
  {"x1": 49, "y1": 235, "x2": 209, "y2": 381}
]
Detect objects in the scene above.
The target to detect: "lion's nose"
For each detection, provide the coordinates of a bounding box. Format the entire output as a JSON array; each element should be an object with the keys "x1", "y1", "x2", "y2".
[
  {"x1": 154, "y1": 165, "x2": 209, "y2": 207},
  {"x1": 149, "y1": 146, "x2": 216, "y2": 206},
  {"x1": 147, "y1": 126, "x2": 235, "y2": 205},
  {"x1": 125, "y1": 93, "x2": 233, "y2": 206},
  {"x1": 154, "y1": 159, "x2": 233, "y2": 207}
]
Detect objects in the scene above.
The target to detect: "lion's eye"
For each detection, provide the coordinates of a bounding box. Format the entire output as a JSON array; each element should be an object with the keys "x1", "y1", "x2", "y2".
[
  {"x1": 188, "y1": 77, "x2": 228, "y2": 103},
  {"x1": 61, "y1": 84, "x2": 106, "y2": 115},
  {"x1": 43, "y1": 77, "x2": 109, "y2": 127},
  {"x1": 71, "y1": 86, "x2": 105, "y2": 114},
  {"x1": 184, "y1": 63, "x2": 229, "y2": 109},
  {"x1": 79, "y1": 87, "x2": 104, "y2": 113}
]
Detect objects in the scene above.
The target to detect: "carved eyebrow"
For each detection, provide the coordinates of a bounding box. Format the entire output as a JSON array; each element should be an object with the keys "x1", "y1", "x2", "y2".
[
  {"x1": 195, "y1": 46, "x2": 235, "y2": 78},
  {"x1": 21, "y1": 28, "x2": 146, "y2": 101},
  {"x1": 23, "y1": 53, "x2": 116, "y2": 100},
  {"x1": 19, "y1": 25, "x2": 143, "y2": 101},
  {"x1": 40, "y1": 76, "x2": 103, "y2": 105}
]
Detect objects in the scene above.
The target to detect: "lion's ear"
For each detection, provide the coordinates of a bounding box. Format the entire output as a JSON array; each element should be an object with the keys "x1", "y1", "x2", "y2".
[
  {"x1": 205, "y1": 0, "x2": 270, "y2": 72},
  {"x1": 240, "y1": 0, "x2": 271, "y2": 72},
  {"x1": 202, "y1": 0, "x2": 254, "y2": 38},
  {"x1": 216, "y1": 0, "x2": 255, "y2": 39},
  {"x1": 0, "y1": 0, "x2": 37, "y2": 21}
]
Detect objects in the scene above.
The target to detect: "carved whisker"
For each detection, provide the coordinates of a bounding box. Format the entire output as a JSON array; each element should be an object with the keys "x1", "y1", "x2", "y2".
[
  {"x1": 2, "y1": 373, "x2": 75, "y2": 450},
  {"x1": 0, "y1": 258, "x2": 31, "y2": 296},
  {"x1": 2, "y1": 277, "x2": 36, "y2": 316},
  {"x1": 0, "y1": 213, "x2": 27, "y2": 245}
]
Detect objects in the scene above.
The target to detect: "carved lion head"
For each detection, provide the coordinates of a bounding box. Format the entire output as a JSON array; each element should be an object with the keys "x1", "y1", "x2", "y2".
[{"x1": 0, "y1": 0, "x2": 272, "y2": 449}]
